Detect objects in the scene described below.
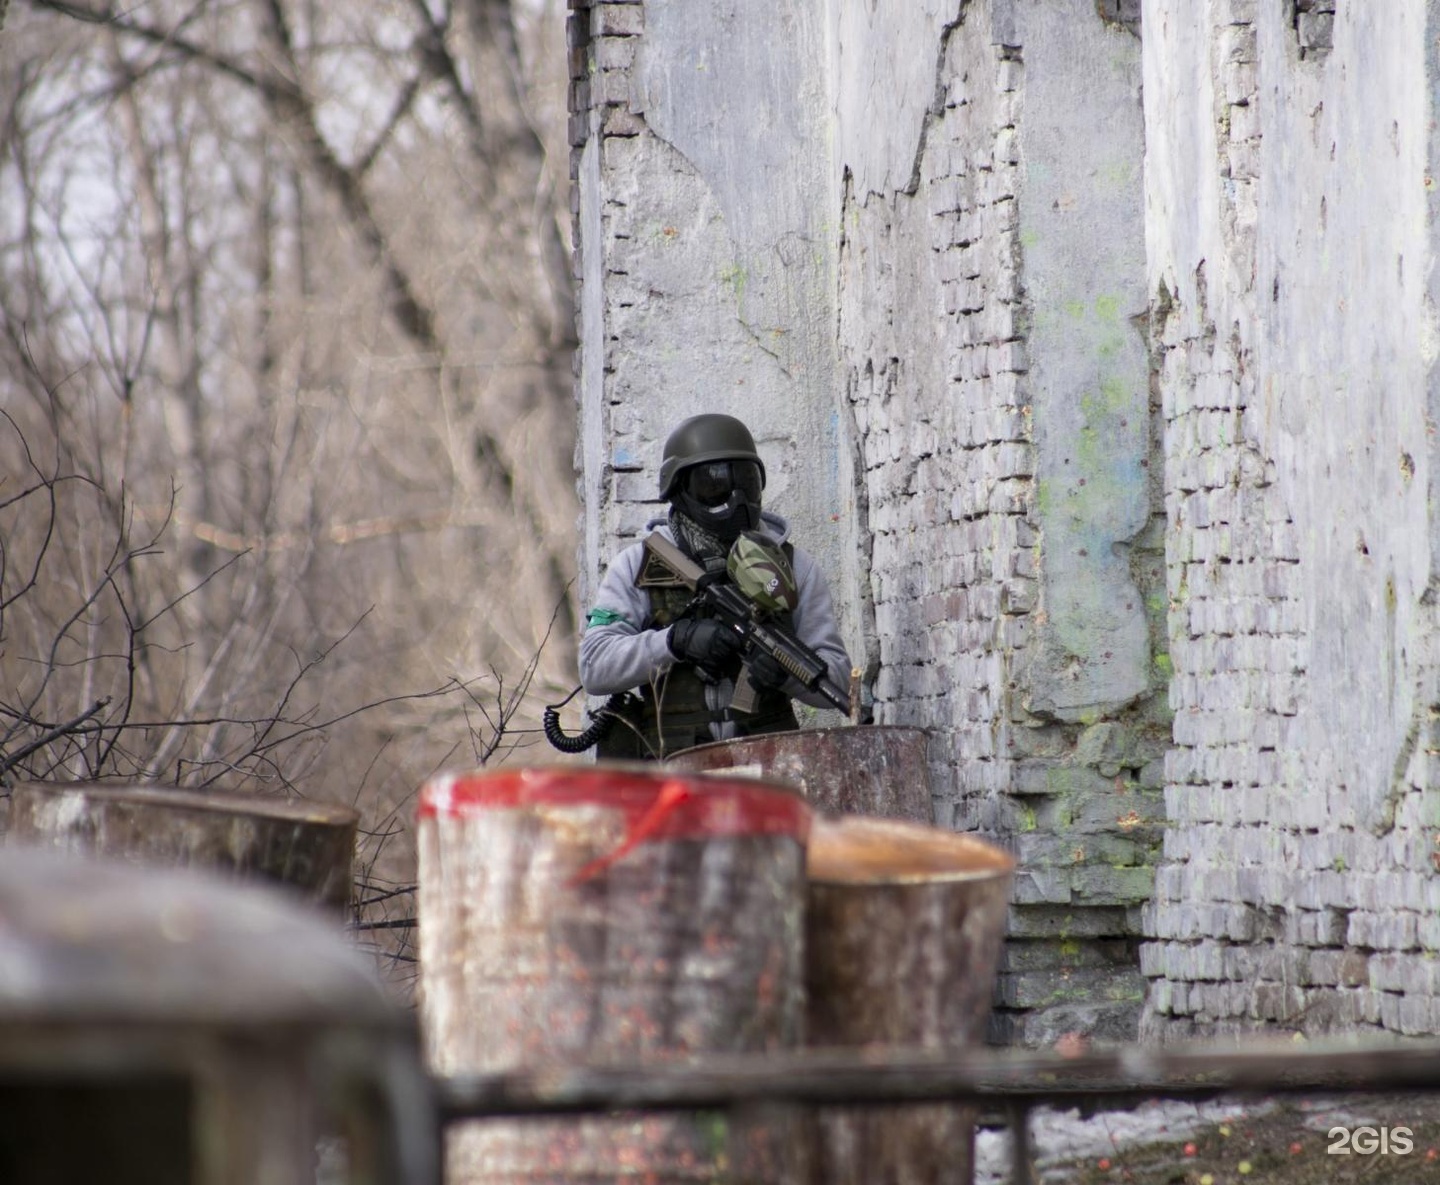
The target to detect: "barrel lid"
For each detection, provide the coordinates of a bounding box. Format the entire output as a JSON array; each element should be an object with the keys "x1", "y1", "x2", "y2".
[
  {"x1": 419, "y1": 764, "x2": 810, "y2": 842},
  {"x1": 0, "y1": 847, "x2": 399, "y2": 1029}
]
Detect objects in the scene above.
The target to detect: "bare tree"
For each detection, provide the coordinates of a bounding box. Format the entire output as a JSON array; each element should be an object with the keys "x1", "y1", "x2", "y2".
[{"x1": 0, "y1": 0, "x2": 582, "y2": 970}]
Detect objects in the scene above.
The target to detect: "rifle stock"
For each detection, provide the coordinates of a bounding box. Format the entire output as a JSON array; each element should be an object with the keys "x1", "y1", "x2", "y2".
[{"x1": 642, "y1": 533, "x2": 705, "y2": 586}]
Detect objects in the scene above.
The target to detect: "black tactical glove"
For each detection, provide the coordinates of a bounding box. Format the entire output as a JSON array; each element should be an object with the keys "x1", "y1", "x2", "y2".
[
  {"x1": 668, "y1": 618, "x2": 742, "y2": 673},
  {"x1": 746, "y1": 651, "x2": 790, "y2": 691}
]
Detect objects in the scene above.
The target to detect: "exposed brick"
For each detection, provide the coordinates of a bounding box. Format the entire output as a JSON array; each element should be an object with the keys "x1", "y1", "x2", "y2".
[
  {"x1": 591, "y1": 3, "x2": 643, "y2": 36},
  {"x1": 591, "y1": 69, "x2": 630, "y2": 107},
  {"x1": 593, "y1": 35, "x2": 636, "y2": 71},
  {"x1": 601, "y1": 107, "x2": 645, "y2": 137}
]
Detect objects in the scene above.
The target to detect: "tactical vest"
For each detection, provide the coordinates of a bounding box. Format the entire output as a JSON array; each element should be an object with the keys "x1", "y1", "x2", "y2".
[{"x1": 596, "y1": 541, "x2": 799, "y2": 761}]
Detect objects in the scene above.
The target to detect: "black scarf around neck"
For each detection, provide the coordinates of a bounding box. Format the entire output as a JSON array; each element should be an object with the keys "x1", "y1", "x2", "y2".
[{"x1": 669, "y1": 508, "x2": 731, "y2": 576}]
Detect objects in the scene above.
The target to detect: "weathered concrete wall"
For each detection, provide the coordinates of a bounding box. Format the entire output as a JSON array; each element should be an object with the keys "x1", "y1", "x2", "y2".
[
  {"x1": 572, "y1": 0, "x2": 1440, "y2": 1048},
  {"x1": 1141, "y1": 0, "x2": 1440, "y2": 1040},
  {"x1": 569, "y1": 0, "x2": 857, "y2": 689},
  {"x1": 836, "y1": 0, "x2": 1024, "y2": 828},
  {"x1": 834, "y1": 0, "x2": 1161, "y2": 1045},
  {"x1": 1020, "y1": 3, "x2": 1152, "y2": 724},
  {"x1": 1003, "y1": 0, "x2": 1162, "y2": 1044}
]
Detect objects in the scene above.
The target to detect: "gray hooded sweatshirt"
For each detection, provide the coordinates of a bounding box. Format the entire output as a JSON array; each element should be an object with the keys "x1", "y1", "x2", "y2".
[{"x1": 578, "y1": 511, "x2": 853, "y2": 741}]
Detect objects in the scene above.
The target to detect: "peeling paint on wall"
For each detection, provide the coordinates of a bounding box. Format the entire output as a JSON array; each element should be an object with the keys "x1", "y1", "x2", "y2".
[
  {"x1": 572, "y1": 0, "x2": 1440, "y2": 1051},
  {"x1": 1142, "y1": 0, "x2": 1440, "y2": 1042},
  {"x1": 832, "y1": 0, "x2": 1161, "y2": 1045},
  {"x1": 1013, "y1": 1, "x2": 1151, "y2": 723}
]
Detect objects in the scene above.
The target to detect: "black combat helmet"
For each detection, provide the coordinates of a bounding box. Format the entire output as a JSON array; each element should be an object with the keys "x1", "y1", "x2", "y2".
[
  {"x1": 658, "y1": 413, "x2": 767, "y2": 498},
  {"x1": 660, "y1": 414, "x2": 768, "y2": 543}
]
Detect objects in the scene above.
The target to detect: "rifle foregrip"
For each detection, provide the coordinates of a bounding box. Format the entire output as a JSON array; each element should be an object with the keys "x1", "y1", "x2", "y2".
[{"x1": 775, "y1": 649, "x2": 815, "y2": 683}]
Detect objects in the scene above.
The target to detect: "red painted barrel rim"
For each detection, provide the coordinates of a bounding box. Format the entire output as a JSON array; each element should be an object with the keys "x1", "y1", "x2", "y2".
[{"x1": 418, "y1": 765, "x2": 810, "y2": 843}]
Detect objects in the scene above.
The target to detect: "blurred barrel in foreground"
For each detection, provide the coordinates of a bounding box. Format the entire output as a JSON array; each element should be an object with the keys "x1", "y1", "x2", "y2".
[
  {"x1": 418, "y1": 764, "x2": 812, "y2": 1185},
  {"x1": 6, "y1": 781, "x2": 358, "y2": 910},
  {"x1": 805, "y1": 816, "x2": 1015, "y2": 1185},
  {"x1": 0, "y1": 848, "x2": 434, "y2": 1185},
  {"x1": 667, "y1": 725, "x2": 934, "y2": 824}
]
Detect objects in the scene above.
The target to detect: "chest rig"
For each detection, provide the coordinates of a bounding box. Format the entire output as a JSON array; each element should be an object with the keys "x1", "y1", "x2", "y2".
[{"x1": 595, "y1": 539, "x2": 799, "y2": 760}]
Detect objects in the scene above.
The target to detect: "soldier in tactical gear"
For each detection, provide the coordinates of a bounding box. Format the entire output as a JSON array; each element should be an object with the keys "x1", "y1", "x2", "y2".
[{"x1": 578, "y1": 413, "x2": 852, "y2": 759}]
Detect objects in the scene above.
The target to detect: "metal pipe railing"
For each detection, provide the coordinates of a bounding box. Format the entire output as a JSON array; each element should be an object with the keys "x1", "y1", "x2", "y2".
[{"x1": 435, "y1": 1038, "x2": 1440, "y2": 1184}]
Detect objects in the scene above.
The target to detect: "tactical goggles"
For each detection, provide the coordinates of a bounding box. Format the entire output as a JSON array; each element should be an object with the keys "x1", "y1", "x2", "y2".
[{"x1": 683, "y1": 460, "x2": 764, "y2": 507}]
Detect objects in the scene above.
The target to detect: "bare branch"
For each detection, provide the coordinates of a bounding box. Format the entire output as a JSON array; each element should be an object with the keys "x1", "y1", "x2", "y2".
[
  {"x1": 0, "y1": 697, "x2": 110, "y2": 783},
  {"x1": 355, "y1": 75, "x2": 422, "y2": 177}
]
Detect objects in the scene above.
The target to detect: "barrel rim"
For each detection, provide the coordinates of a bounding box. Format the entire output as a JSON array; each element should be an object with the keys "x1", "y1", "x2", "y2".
[
  {"x1": 806, "y1": 815, "x2": 1016, "y2": 887},
  {"x1": 418, "y1": 763, "x2": 811, "y2": 841},
  {"x1": 8, "y1": 780, "x2": 360, "y2": 827},
  {"x1": 809, "y1": 867, "x2": 1016, "y2": 887},
  {"x1": 0, "y1": 848, "x2": 400, "y2": 1028},
  {"x1": 667, "y1": 723, "x2": 933, "y2": 763}
]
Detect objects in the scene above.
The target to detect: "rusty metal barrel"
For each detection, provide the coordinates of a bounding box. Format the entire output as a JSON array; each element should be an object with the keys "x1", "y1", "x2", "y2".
[
  {"x1": 666, "y1": 725, "x2": 934, "y2": 824},
  {"x1": 417, "y1": 763, "x2": 813, "y2": 1184},
  {"x1": 5, "y1": 780, "x2": 358, "y2": 910},
  {"x1": 805, "y1": 816, "x2": 1015, "y2": 1185}
]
